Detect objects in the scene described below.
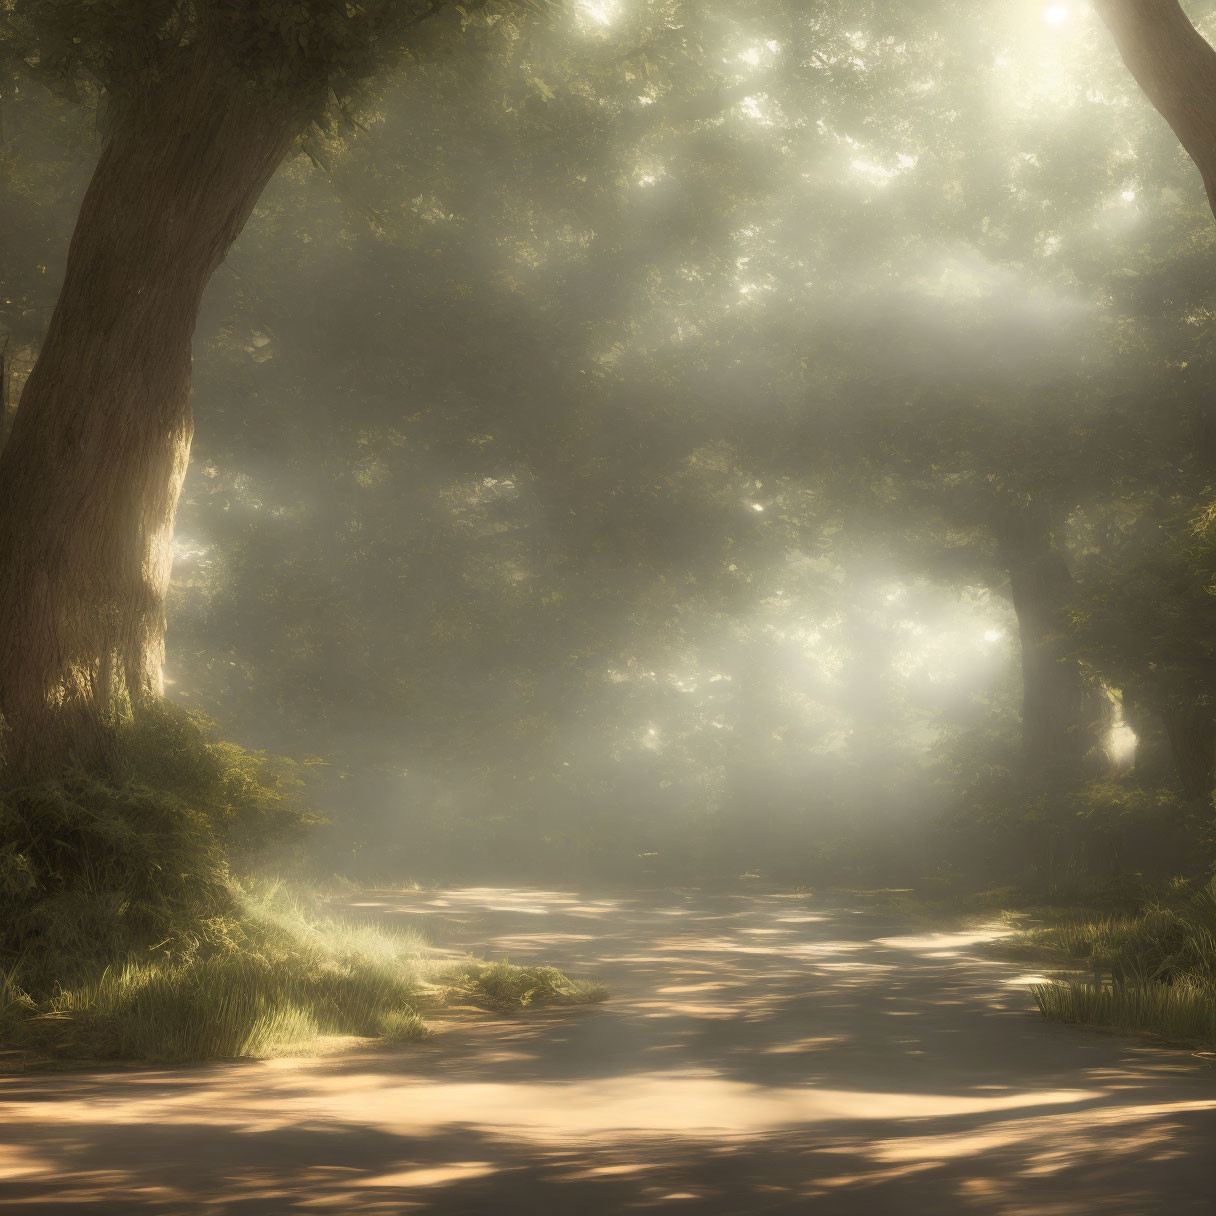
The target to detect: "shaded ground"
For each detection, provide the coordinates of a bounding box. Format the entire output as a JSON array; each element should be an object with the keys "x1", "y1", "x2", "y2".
[{"x1": 2, "y1": 887, "x2": 1214, "y2": 1214}]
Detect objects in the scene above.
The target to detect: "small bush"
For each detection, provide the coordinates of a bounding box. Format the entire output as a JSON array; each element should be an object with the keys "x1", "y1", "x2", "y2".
[
  {"x1": 118, "y1": 705, "x2": 321, "y2": 862},
  {"x1": 0, "y1": 770, "x2": 237, "y2": 975},
  {"x1": 936, "y1": 748, "x2": 1211, "y2": 897},
  {"x1": 375, "y1": 1006, "x2": 431, "y2": 1042},
  {"x1": 0, "y1": 705, "x2": 318, "y2": 983}
]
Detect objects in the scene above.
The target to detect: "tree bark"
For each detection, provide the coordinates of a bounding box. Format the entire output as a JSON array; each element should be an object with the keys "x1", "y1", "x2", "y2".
[
  {"x1": 1095, "y1": 0, "x2": 1216, "y2": 220},
  {"x1": 995, "y1": 508, "x2": 1109, "y2": 782},
  {"x1": 0, "y1": 51, "x2": 295, "y2": 777},
  {"x1": 1161, "y1": 702, "x2": 1216, "y2": 801},
  {"x1": 0, "y1": 336, "x2": 11, "y2": 448}
]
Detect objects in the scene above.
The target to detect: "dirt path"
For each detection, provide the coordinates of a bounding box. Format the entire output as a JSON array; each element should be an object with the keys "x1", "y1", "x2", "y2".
[{"x1": 2, "y1": 887, "x2": 1214, "y2": 1214}]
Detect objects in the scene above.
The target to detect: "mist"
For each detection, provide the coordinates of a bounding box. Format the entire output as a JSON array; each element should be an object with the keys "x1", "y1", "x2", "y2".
[
  {"x1": 162, "y1": 2, "x2": 1165, "y2": 884},
  {"x1": 3, "y1": 1, "x2": 1216, "y2": 1211}
]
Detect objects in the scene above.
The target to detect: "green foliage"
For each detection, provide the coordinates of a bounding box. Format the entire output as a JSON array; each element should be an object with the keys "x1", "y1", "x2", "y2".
[
  {"x1": 938, "y1": 739, "x2": 1209, "y2": 894},
  {"x1": 1032, "y1": 975, "x2": 1216, "y2": 1047},
  {"x1": 1068, "y1": 778, "x2": 1204, "y2": 859},
  {"x1": 375, "y1": 1004, "x2": 430, "y2": 1041},
  {"x1": 118, "y1": 705, "x2": 321, "y2": 862},
  {"x1": 1021, "y1": 879, "x2": 1216, "y2": 980},
  {"x1": 0, "y1": 890, "x2": 434, "y2": 1061},
  {"x1": 2, "y1": 0, "x2": 556, "y2": 129},
  {"x1": 0, "y1": 770, "x2": 236, "y2": 974},
  {"x1": 0, "y1": 705, "x2": 605, "y2": 1064},
  {"x1": 446, "y1": 958, "x2": 608, "y2": 1011},
  {"x1": 1026, "y1": 878, "x2": 1216, "y2": 1047},
  {"x1": 10, "y1": 0, "x2": 1216, "y2": 895},
  {"x1": 0, "y1": 706, "x2": 317, "y2": 980},
  {"x1": 0, "y1": 885, "x2": 604, "y2": 1062},
  {"x1": 1071, "y1": 494, "x2": 1216, "y2": 756}
]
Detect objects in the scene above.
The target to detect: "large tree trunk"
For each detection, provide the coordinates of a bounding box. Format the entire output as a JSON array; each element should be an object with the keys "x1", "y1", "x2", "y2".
[
  {"x1": 1095, "y1": 0, "x2": 1216, "y2": 221},
  {"x1": 995, "y1": 508, "x2": 1109, "y2": 783},
  {"x1": 0, "y1": 52, "x2": 295, "y2": 777},
  {"x1": 1161, "y1": 702, "x2": 1216, "y2": 802},
  {"x1": 0, "y1": 337, "x2": 11, "y2": 448}
]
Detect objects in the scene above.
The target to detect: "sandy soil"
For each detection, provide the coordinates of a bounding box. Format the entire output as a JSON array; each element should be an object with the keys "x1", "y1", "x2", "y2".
[{"x1": 1, "y1": 886, "x2": 1214, "y2": 1214}]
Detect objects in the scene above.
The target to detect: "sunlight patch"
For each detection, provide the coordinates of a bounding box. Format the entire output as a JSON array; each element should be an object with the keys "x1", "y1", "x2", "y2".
[{"x1": 356, "y1": 1162, "x2": 496, "y2": 1188}]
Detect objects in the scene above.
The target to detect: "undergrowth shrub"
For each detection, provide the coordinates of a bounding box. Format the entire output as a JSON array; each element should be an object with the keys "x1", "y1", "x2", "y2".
[
  {"x1": 0, "y1": 771, "x2": 236, "y2": 974},
  {"x1": 0, "y1": 888, "x2": 434, "y2": 1061},
  {"x1": 0, "y1": 707, "x2": 606, "y2": 1063},
  {"x1": 0, "y1": 889, "x2": 604, "y2": 1063},
  {"x1": 1026, "y1": 876, "x2": 1216, "y2": 1047},
  {"x1": 0, "y1": 705, "x2": 317, "y2": 982},
  {"x1": 117, "y1": 705, "x2": 321, "y2": 862}
]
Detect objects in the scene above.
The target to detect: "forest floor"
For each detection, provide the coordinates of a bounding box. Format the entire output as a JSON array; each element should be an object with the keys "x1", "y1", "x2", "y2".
[{"x1": 0, "y1": 886, "x2": 1214, "y2": 1214}]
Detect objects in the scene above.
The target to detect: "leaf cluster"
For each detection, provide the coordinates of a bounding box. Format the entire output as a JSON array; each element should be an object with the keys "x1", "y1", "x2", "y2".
[
  {"x1": 1, "y1": 0, "x2": 554, "y2": 126},
  {"x1": 0, "y1": 705, "x2": 318, "y2": 982}
]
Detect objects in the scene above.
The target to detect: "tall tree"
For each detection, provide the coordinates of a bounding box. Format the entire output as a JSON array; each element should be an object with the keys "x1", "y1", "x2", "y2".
[
  {"x1": 0, "y1": 1, "x2": 538, "y2": 775},
  {"x1": 1096, "y1": 0, "x2": 1216, "y2": 220},
  {"x1": 991, "y1": 502, "x2": 1108, "y2": 781}
]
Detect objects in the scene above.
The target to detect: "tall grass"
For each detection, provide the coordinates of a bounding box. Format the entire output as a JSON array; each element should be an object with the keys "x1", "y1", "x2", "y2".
[
  {"x1": 1, "y1": 886, "x2": 607, "y2": 1063},
  {"x1": 0, "y1": 708, "x2": 605, "y2": 1065},
  {"x1": 1032, "y1": 977, "x2": 1216, "y2": 1045},
  {"x1": 1, "y1": 887, "x2": 433, "y2": 1061},
  {"x1": 1024, "y1": 877, "x2": 1216, "y2": 1047}
]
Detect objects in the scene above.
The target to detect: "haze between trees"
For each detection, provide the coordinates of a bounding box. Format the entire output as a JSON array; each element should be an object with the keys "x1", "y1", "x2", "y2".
[{"x1": 3, "y1": 0, "x2": 1216, "y2": 1057}]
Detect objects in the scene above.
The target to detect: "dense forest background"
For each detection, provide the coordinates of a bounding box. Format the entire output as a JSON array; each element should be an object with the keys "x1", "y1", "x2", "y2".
[{"x1": 5, "y1": 0, "x2": 1216, "y2": 893}]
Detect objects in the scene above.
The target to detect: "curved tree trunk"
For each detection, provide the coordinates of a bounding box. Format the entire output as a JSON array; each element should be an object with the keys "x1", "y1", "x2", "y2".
[
  {"x1": 1096, "y1": 0, "x2": 1216, "y2": 220},
  {"x1": 0, "y1": 52, "x2": 295, "y2": 777},
  {"x1": 995, "y1": 508, "x2": 1109, "y2": 783}
]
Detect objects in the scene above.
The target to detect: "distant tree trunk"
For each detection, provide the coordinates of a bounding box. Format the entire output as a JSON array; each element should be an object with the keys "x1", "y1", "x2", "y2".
[
  {"x1": 994, "y1": 508, "x2": 1108, "y2": 782},
  {"x1": 1161, "y1": 703, "x2": 1216, "y2": 802},
  {"x1": 1095, "y1": 0, "x2": 1216, "y2": 221},
  {"x1": 0, "y1": 51, "x2": 295, "y2": 777}
]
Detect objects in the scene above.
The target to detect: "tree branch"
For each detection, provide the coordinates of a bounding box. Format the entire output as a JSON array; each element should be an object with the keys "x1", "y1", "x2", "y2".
[{"x1": 1095, "y1": 0, "x2": 1216, "y2": 219}]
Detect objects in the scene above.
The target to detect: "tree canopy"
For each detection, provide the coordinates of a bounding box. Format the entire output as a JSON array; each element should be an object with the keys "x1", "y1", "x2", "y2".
[{"x1": 4, "y1": 0, "x2": 1216, "y2": 885}]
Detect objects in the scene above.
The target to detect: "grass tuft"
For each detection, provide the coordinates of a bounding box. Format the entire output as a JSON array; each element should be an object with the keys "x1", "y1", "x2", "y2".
[
  {"x1": 1031, "y1": 976, "x2": 1216, "y2": 1046},
  {"x1": 1022, "y1": 876, "x2": 1216, "y2": 1048},
  {"x1": 375, "y1": 1006, "x2": 431, "y2": 1043},
  {"x1": 446, "y1": 959, "x2": 609, "y2": 1012}
]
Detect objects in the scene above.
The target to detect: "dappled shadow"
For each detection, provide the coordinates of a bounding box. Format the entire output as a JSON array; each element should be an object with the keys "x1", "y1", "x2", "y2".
[
  {"x1": 3, "y1": 887, "x2": 1214, "y2": 1213},
  {"x1": 3, "y1": 1108, "x2": 1214, "y2": 1214}
]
